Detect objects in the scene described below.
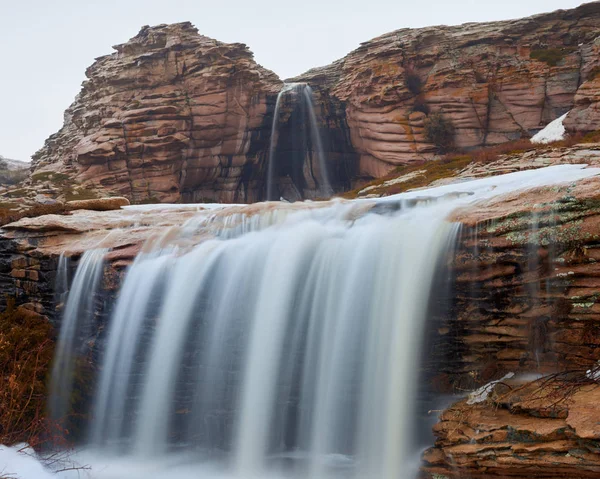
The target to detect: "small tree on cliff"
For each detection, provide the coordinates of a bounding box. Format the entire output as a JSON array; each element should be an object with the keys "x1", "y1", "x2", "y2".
[{"x1": 424, "y1": 113, "x2": 455, "y2": 154}]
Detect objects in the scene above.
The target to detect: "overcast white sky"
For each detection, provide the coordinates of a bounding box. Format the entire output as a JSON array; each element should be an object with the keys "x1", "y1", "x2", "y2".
[{"x1": 0, "y1": 0, "x2": 589, "y2": 161}]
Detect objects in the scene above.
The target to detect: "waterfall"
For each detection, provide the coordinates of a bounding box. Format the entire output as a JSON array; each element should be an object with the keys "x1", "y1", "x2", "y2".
[
  {"x1": 49, "y1": 248, "x2": 108, "y2": 429},
  {"x1": 54, "y1": 254, "x2": 70, "y2": 307},
  {"x1": 266, "y1": 83, "x2": 332, "y2": 201},
  {"x1": 86, "y1": 200, "x2": 459, "y2": 478},
  {"x1": 48, "y1": 165, "x2": 600, "y2": 478}
]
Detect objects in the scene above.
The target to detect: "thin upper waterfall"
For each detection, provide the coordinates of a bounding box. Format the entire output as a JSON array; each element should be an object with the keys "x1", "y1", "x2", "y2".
[
  {"x1": 48, "y1": 165, "x2": 600, "y2": 479},
  {"x1": 266, "y1": 83, "x2": 332, "y2": 201}
]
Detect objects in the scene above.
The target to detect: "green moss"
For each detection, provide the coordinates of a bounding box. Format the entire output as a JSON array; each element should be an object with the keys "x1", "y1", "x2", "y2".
[
  {"x1": 31, "y1": 171, "x2": 71, "y2": 186},
  {"x1": 530, "y1": 48, "x2": 568, "y2": 67},
  {"x1": 64, "y1": 187, "x2": 99, "y2": 202},
  {"x1": 343, "y1": 155, "x2": 474, "y2": 199}
]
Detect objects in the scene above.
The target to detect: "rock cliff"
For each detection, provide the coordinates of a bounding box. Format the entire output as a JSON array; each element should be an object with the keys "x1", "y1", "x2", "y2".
[
  {"x1": 31, "y1": 23, "x2": 283, "y2": 204},
  {"x1": 293, "y1": 2, "x2": 600, "y2": 178},
  {"x1": 25, "y1": 3, "x2": 600, "y2": 203}
]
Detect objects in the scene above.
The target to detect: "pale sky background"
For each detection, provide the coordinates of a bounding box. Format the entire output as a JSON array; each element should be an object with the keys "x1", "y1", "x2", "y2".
[{"x1": 0, "y1": 0, "x2": 589, "y2": 162}]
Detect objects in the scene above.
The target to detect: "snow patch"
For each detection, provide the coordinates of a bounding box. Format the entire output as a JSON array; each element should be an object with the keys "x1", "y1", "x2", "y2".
[
  {"x1": 531, "y1": 113, "x2": 568, "y2": 144},
  {"x1": 467, "y1": 372, "x2": 515, "y2": 405},
  {"x1": 586, "y1": 361, "x2": 600, "y2": 381},
  {"x1": 0, "y1": 445, "x2": 55, "y2": 479}
]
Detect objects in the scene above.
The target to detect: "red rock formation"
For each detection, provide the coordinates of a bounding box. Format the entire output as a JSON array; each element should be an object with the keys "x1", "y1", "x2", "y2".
[
  {"x1": 420, "y1": 158, "x2": 600, "y2": 477},
  {"x1": 423, "y1": 379, "x2": 600, "y2": 478},
  {"x1": 293, "y1": 2, "x2": 600, "y2": 178},
  {"x1": 564, "y1": 36, "x2": 600, "y2": 134},
  {"x1": 26, "y1": 4, "x2": 600, "y2": 202},
  {"x1": 32, "y1": 22, "x2": 283, "y2": 204}
]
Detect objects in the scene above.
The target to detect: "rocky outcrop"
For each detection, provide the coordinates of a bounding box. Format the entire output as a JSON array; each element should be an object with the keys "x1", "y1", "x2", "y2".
[
  {"x1": 31, "y1": 23, "x2": 283, "y2": 204},
  {"x1": 419, "y1": 147, "x2": 600, "y2": 478},
  {"x1": 423, "y1": 378, "x2": 600, "y2": 478},
  {"x1": 293, "y1": 2, "x2": 600, "y2": 178},
  {"x1": 26, "y1": 4, "x2": 600, "y2": 203}
]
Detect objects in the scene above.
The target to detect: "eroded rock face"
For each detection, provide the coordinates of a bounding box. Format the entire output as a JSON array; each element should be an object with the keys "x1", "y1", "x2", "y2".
[
  {"x1": 31, "y1": 23, "x2": 283, "y2": 204},
  {"x1": 292, "y1": 2, "x2": 600, "y2": 178},
  {"x1": 421, "y1": 165, "x2": 600, "y2": 477},
  {"x1": 423, "y1": 379, "x2": 600, "y2": 478},
  {"x1": 440, "y1": 175, "x2": 600, "y2": 386},
  {"x1": 564, "y1": 35, "x2": 600, "y2": 135}
]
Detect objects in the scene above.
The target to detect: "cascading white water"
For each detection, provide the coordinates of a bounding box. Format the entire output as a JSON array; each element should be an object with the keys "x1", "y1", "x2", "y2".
[
  {"x1": 266, "y1": 83, "x2": 332, "y2": 201},
  {"x1": 49, "y1": 165, "x2": 600, "y2": 479},
  {"x1": 88, "y1": 202, "x2": 455, "y2": 479},
  {"x1": 49, "y1": 249, "x2": 108, "y2": 427}
]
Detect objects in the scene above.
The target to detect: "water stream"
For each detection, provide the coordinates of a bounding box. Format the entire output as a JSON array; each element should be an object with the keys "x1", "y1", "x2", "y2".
[
  {"x1": 51, "y1": 165, "x2": 600, "y2": 479},
  {"x1": 266, "y1": 83, "x2": 332, "y2": 201}
]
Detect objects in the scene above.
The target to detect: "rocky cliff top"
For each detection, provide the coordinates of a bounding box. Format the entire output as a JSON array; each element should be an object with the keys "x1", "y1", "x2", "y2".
[{"x1": 29, "y1": 22, "x2": 282, "y2": 203}]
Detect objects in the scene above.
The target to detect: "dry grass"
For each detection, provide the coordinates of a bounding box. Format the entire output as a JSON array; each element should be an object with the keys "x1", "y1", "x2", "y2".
[
  {"x1": 0, "y1": 299, "x2": 55, "y2": 447},
  {"x1": 343, "y1": 131, "x2": 600, "y2": 199}
]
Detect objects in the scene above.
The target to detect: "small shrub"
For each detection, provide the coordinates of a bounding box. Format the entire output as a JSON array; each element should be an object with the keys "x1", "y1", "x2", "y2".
[
  {"x1": 424, "y1": 113, "x2": 456, "y2": 153},
  {"x1": 530, "y1": 48, "x2": 566, "y2": 67},
  {"x1": 0, "y1": 299, "x2": 55, "y2": 446},
  {"x1": 405, "y1": 71, "x2": 423, "y2": 95}
]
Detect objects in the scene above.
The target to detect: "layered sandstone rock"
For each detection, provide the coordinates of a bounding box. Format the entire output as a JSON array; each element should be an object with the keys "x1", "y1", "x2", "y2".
[
  {"x1": 293, "y1": 2, "x2": 600, "y2": 178},
  {"x1": 422, "y1": 378, "x2": 600, "y2": 478},
  {"x1": 31, "y1": 23, "x2": 283, "y2": 204},
  {"x1": 419, "y1": 149, "x2": 600, "y2": 477},
  {"x1": 26, "y1": 3, "x2": 600, "y2": 203},
  {"x1": 564, "y1": 34, "x2": 600, "y2": 134}
]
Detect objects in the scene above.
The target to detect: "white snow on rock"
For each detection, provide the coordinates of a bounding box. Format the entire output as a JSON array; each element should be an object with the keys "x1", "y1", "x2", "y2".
[
  {"x1": 467, "y1": 372, "x2": 515, "y2": 405},
  {"x1": 586, "y1": 361, "x2": 600, "y2": 381},
  {"x1": 0, "y1": 445, "x2": 55, "y2": 479},
  {"x1": 531, "y1": 113, "x2": 569, "y2": 144}
]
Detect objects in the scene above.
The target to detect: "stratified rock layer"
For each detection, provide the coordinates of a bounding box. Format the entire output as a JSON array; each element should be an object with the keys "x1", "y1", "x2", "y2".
[
  {"x1": 32, "y1": 23, "x2": 283, "y2": 204},
  {"x1": 423, "y1": 379, "x2": 600, "y2": 478},
  {"x1": 293, "y1": 2, "x2": 600, "y2": 178}
]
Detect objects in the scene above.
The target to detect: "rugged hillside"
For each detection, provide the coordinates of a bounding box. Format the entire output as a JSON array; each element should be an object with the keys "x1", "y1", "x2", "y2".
[{"x1": 293, "y1": 2, "x2": 600, "y2": 178}]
